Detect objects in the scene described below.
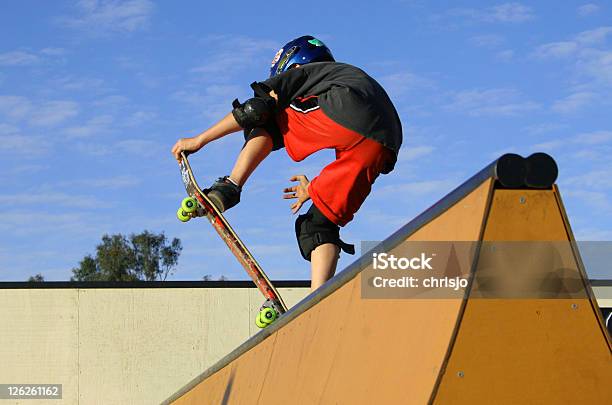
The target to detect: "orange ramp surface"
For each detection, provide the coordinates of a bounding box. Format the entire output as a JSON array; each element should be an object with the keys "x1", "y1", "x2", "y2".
[{"x1": 163, "y1": 154, "x2": 612, "y2": 405}]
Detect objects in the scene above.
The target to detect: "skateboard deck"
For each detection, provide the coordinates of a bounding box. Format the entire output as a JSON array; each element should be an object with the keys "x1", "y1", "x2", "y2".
[{"x1": 176, "y1": 152, "x2": 287, "y2": 327}]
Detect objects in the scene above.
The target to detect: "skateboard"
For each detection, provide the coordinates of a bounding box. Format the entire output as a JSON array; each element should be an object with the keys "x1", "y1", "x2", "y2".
[{"x1": 176, "y1": 152, "x2": 287, "y2": 328}]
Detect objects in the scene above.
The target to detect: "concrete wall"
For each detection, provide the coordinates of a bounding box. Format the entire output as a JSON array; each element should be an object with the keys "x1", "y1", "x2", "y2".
[
  {"x1": 594, "y1": 286, "x2": 612, "y2": 308},
  {"x1": 0, "y1": 285, "x2": 310, "y2": 405}
]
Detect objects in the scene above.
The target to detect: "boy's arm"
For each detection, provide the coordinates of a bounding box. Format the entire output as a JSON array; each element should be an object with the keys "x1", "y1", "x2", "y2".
[
  {"x1": 171, "y1": 92, "x2": 278, "y2": 161},
  {"x1": 172, "y1": 112, "x2": 241, "y2": 161}
]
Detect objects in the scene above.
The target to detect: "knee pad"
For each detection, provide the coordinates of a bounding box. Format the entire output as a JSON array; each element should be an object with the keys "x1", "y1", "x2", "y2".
[{"x1": 295, "y1": 205, "x2": 355, "y2": 261}]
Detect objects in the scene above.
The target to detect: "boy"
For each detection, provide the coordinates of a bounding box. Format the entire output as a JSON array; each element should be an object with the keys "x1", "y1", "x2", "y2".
[{"x1": 172, "y1": 35, "x2": 402, "y2": 290}]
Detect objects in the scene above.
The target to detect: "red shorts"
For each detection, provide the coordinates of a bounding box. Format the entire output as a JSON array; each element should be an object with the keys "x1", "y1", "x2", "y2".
[{"x1": 276, "y1": 97, "x2": 393, "y2": 226}]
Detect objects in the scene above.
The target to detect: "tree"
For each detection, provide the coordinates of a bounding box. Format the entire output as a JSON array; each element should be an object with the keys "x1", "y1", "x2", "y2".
[
  {"x1": 71, "y1": 231, "x2": 182, "y2": 281},
  {"x1": 28, "y1": 273, "x2": 45, "y2": 282},
  {"x1": 202, "y1": 274, "x2": 229, "y2": 281}
]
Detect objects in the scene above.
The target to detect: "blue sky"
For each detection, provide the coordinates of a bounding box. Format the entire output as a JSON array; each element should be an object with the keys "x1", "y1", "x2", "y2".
[{"x1": 1, "y1": 1, "x2": 611, "y2": 281}]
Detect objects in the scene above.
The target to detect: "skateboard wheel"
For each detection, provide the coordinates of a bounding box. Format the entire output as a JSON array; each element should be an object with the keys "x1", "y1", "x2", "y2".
[
  {"x1": 181, "y1": 197, "x2": 198, "y2": 213},
  {"x1": 177, "y1": 207, "x2": 191, "y2": 222},
  {"x1": 259, "y1": 307, "x2": 277, "y2": 325},
  {"x1": 255, "y1": 312, "x2": 268, "y2": 328}
]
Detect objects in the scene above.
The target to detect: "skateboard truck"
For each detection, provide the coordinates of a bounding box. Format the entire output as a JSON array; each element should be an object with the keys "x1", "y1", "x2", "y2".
[
  {"x1": 176, "y1": 196, "x2": 201, "y2": 222},
  {"x1": 256, "y1": 299, "x2": 284, "y2": 328}
]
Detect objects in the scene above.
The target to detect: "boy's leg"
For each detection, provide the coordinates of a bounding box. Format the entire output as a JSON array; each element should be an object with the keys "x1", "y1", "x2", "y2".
[
  {"x1": 230, "y1": 129, "x2": 273, "y2": 186},
  {"x1": 207, "y1": 129, "x2": 273, "y2": 212},
  {"x1": 310, "y1": 243, "x2": 340, "y2": 290},
  {"x1": 302, "y1": 137, "x2": 394, "y2": 289}
]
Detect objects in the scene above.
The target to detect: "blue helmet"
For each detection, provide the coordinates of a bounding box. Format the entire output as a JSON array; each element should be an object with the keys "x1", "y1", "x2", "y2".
[{"x1": 269, "y1": 35, "x2": 335, "y2": 77}]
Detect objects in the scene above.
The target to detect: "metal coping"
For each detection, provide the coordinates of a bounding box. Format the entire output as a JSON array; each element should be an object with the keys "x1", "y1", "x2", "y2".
[
  {"x1": 0, "y1": 280, "x2": 311, "y2": 289},
  {"x1": 161, "y1": 154, "x2": 534, "y2": 404}
]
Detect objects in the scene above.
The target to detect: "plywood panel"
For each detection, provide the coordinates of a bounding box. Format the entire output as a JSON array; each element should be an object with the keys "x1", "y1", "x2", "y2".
[{"x1": 433, "y1": 189, "x2": 612, "y2": 404}]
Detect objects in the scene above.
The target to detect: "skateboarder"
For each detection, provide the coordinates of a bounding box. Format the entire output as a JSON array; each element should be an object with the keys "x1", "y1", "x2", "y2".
[{"x1": 172, "y1": 35, "x2": 402, "y2": 290}]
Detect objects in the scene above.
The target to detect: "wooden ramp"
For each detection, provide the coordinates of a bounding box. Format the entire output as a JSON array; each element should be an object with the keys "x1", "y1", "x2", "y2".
[{"x1": 163, "y1": 154, "x2": 612, "y2": 405}]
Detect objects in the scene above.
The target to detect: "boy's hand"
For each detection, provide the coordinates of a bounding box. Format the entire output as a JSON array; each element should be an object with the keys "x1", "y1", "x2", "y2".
[
  {"x1": 172, "y1": 137, "x2": 204, "y2": 162},
  {"x1": 283, "y1": 175, "x2": 311, "y2": 214}
]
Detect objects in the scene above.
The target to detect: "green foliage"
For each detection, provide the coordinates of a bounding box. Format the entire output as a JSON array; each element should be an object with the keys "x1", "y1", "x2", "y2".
[
  {"x1": 71, "y1": 231, "x2": 182, "y2": 281},
  {"x1": 203, "y1": 274, "x2": 229, "y2": 281},
  {"x1": 28, "y1": 273, "x2": 45, "y2": 282}
]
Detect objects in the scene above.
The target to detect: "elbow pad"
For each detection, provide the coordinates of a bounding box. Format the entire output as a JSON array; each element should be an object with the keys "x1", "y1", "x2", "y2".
[{"x1": 232, "y1": 97, "x2": 275, "y2": 129}]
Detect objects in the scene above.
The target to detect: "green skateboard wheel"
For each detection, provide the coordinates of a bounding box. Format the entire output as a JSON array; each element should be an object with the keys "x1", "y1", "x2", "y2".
[
  {"x1": 255, "y1": 312, "x2": 268, "y2": 328},
  {"x1": 177, "y1": 207, "x2": 190, "y2": 222},
  {"x1": 259, "y1": 307, "x2": 277, "y2": 325},
  {"x1": 181, "y1": 197, "x2": 198, "y2": 213}
]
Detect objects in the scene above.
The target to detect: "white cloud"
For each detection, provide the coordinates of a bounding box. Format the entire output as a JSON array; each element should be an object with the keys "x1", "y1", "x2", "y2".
[
  {"x1": 565, "y1": 190, "x2": 612, "y2": 212},
  {"x1": 93, "y1": 95, "x2": 130, "y2": 108},
  {"x1": 531, "y1": 139, "x2": 566, "y2": 151},
  {"x1": 0, "y1": 51, "x2": 39, "y2": 66},
  {"x1": 577, "y1": 48, "x2": 612, "y2": 85},
  {"x1": 0, "y1": 123, "x2": 19, "y2": 135},
  {"x1": 445, "y1": 88, "x2": 540, "y2": 117},
  {"x1": 190, "y1": 35, "x2": 277, "y2": 77},
  {"x1": 487, "y1": 2, "x2": 534, "y2": 23},
  {"x1": 533, "y1": 27, "x2": 612, "y2": 88},
  {"x1": 0, "y1": 117, "x2": 50, "y2": 156},
  {"x1": 0, "y1": 192, "x2": 104, "y2": 209},
  {"x1": 60, "y1": 0, "x2": 154, "y2": 34},
  {"x1": 73, "y1": 142, "x2": 110, "y2": 156},
  {"x1": 172, "y1": 84, "x2": 244, "y2": 119},
  {"x1": 0, "y1": 135, "x2": 50, "y2": 156},
  {"x1": 379, "y1": 179, "x2": 457, "y2": 198},
  {"x1": 379, "y1": 71, "x2": 433, "y2": 97},
  {"x1": 52, "y1": 76, "x2": 107, "y2": 92},
  {"x1": 53, "y1": 175, "x2": 141, "y2": 189},
  {"x1": 449, "y1": 3, "x2": 534, "y2": 24},
  {"x1": 575, "y1": 130, "x2": 612, "y2": 145},
  {"x1": 470, "y1": 34, "x2": 504, "y2": 48},
  {"x1": 565, "y1": 169, "x2": 612, "y2": 189},
  {"x1": 248, "y1": 243, "x2": 295, "y2": 256},
  {"x1": 355, "y1": 208, "x2": 407, "y2": 229},
  {"x1": 524, "y1": 122, "x2": 568, "y2": 135},
  {"x1": 531, "y1": 130, "x2": 612, "y2": 153},
  {"x1": 0, "y1": 96, "x2": 32, "y2": 120},
  {"x1": 496, "y1": 49, "x2": 515, "y2": 61},
  {"x1": 74, "y1": 138, "x2": 162, "y2": 157},
  {"x1": 29, "y1": 101, "x2": 79, "y2": 126},
  {"x1": 0, "y1": 211, "x2": 95, "y2": 237},
  {"x1": 533, "y1": 41, "x2": 579, "y2": 59},
  {"x1": 575, "y1": 26, "x2": 612, "y2": 45},
  {"x1": 397, "y1": 145, "x2": 434, "y2": 162},
  {"x1": 124, "y1": 110, "x2": 156, "y2": 126},
  {"x1": 63, "y1": 115, "x2": 114, "y2": 138},
  {"x1": 0, "y1": 48, "x2": 67, "y2": 67},
  {"x1": 578, "y1": 3, "x2": 600, "y2": 17},
  {"x1": 40, "y1": 47, "x2": 67, "y2": 56},
  {"x1": 116, "y1": 139, "x2": 161, "y2": 157},
  {"x1": 551, "y1": 91, "x2": 595, "y2": 113}
]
